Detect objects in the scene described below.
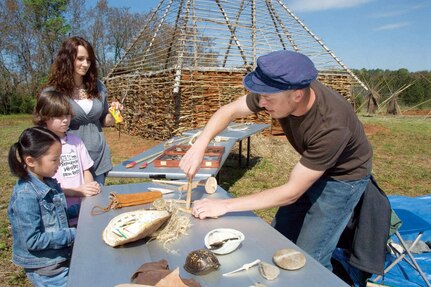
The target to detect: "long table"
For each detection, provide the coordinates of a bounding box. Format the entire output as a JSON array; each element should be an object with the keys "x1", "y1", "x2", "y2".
[
  {"x1": 108, "y1": 137, "x2": 236, "y2": 179},
  {"x1": 68, "y1": 183, "x2": 348, "y2": 287},
  {"x1": 182, "y1": 123, "x2": 270, "y2": 167}
]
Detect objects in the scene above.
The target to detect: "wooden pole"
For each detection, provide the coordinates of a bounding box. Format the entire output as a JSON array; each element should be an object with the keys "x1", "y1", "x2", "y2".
[{"x1": 186, "y1": 176, "x2": 193, "y2": 210}]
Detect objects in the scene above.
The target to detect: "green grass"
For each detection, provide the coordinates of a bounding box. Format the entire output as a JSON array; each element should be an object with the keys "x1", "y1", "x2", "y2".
[
  {"x1": 0, "y1": 114, "x2": 430, "y2": 285},
  {"x1": 359, "y1": 115, "x2": 431, "y2": 196},
  {"x1": 0, "y1": 114, "x2": 33, "y2": 286}
]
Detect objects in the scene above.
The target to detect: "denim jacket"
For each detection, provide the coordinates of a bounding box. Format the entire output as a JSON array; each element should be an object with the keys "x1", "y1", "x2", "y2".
[{"x1": 7, "y1": 173, "x2": 76, "y2": 269}]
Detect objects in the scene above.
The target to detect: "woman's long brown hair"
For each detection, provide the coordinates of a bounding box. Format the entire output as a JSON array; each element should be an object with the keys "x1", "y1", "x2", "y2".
[{"x1": 46, "y1": 36, "x2": 100, "y2": 99}]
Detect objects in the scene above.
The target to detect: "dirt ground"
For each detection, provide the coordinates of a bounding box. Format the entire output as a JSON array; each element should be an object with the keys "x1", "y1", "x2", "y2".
[
  {"x1": 104, "y1": 127, "x2": 161, "y2": 164},
  {"x1": 363, "y1": 124, "x2": 388, "y2": 136},
  {"x1": 401, "y1": 109, "x2": 431, "y2": 116}
]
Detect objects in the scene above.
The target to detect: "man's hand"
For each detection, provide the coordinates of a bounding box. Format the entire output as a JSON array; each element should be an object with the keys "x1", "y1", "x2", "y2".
[
  {"x1": 180, "y1": 94, "x2": 253, "y2": 177},
  {"x1": 179, "y1": 142, "x2": 207, "y2": 178}
]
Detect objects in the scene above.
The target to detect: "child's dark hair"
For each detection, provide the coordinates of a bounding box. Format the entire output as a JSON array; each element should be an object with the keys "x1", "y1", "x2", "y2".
[
  {"x1": 8, "y1": 127, "x2": 60, "y2": 179},
  {"x1": 33, "y1": 90, "x2": 73, "y2": 126}
]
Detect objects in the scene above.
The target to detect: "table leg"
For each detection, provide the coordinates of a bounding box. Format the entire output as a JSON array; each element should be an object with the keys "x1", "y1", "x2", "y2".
[
  {"x1": 238, "y1": 140, "x2": 242, "y2": 167},
  {"x1": 247, "y1": 136, "x2": 251, "y2": 167}
]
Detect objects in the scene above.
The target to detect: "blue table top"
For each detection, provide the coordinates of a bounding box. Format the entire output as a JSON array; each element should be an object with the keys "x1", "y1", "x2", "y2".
[
  {"x1": 108, "y1": 123, "x2": 270, "y2": 180},
  {"x1": 68, "y1": 182, "x2": 348, "y2": 287},
  {"x1": 182, "y1": 123, "x2": 270, "y2": 141},
  {"x1": 108, "y1": 137, "x2": 236, "y2": 179}
]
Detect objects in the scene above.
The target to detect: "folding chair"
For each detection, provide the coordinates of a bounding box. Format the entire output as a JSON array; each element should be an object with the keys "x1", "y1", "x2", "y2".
[{"x1": 373, "y1": 208, "x2": 431, "y2": 287}]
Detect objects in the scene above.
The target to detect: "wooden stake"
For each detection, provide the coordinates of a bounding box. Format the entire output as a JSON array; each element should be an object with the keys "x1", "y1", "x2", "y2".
[
  {"x1": 178, "y1": 207, "x2": 192, "y2": 214},
  {"x1": 186, "y1": 176, "x2": 193, "y2": 210},
  {"x1": 163, "y1": 135, "x2": 193, "y2": 147},
  {"x1": 152, "y1": 179, "x2": 186, "y2": 185}
]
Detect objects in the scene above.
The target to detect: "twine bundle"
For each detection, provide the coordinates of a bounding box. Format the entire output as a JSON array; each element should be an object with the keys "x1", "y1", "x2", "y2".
[{"x1": 152, "y1": 199, "x2": 192, "y2": 251}]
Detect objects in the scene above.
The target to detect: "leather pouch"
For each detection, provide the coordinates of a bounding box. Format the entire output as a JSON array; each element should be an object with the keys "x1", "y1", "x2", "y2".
[{"x1": 91, "y1": 191, "x2": 162, "y2": 215}]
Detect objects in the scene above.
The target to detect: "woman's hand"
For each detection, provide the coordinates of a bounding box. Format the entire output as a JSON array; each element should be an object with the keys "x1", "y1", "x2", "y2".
[
  {"x1": 110, "y1": 100, "x2": 123, "y2": 111},
  {"x1": 105, "y1": 100, "x2": 124, "y2": 126}
]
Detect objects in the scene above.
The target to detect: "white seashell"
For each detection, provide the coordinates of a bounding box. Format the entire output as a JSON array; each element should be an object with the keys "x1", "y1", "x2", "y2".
[
  {"x1": 204, "y1": 228, "x2": 244, "y2": 255},
  {"x1": 103, "y1": 209, "x2": 170, "y2": 247},
  {"x1": 204, "y1": 176, "x2": 217, "y2": 194},
  {"x1": 259, "y1": 261, "x2": 280, "y2": 280},
  {"x1": 273, "y1": 248, "x2": 306, "y2": 270}
]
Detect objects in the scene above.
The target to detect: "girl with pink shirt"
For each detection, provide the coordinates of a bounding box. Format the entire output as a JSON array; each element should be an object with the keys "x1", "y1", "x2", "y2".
[{"x1": 34, "y1": 90, "x2": 101, "y2": 225}]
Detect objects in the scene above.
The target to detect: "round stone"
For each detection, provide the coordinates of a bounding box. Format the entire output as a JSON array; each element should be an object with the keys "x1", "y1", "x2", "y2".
[{"x1": 272, "y1": 248, "x2": 306, "y2": 270}]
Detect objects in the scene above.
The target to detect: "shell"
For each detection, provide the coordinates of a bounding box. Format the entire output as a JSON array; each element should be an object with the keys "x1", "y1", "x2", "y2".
[
  {"x1": 273, "y1": 248, "x2": 306, "y2": 270},
  {"x1": 204, "y1": 228, "x2": 244, "y2": 255},
  {"x1": 204, "y1": 176, "x2": 217, "y2": 194},
  {"x1": 258, "y1": 261, "x2": 280, "y2": 280},
  {"x1": 103, "y1": 209, "x2": 170, "y2": 247},
  {"x1": 184, "y1": 249, "x2": 220, "y2": 275}
]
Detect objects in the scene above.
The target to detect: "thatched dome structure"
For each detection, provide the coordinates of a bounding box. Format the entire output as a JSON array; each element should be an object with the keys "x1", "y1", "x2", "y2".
[{"x1": 106, "y1": 0, "x2": 367, "y2": 140}]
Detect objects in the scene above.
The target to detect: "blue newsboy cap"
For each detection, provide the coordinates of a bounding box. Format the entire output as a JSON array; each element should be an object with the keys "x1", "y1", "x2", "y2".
[{"x1": 243, "y1": 50, "x2": 318, "y2": 94}]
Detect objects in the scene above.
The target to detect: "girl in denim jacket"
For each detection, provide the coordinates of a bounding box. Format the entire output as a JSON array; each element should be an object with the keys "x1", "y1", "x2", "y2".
[{"x1": 8, "y1": 127, "x2": 77, "y2": 287}]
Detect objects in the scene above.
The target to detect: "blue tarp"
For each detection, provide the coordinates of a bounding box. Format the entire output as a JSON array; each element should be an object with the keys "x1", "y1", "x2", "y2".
[{"x1": 370, "y1": 195, "x2": 431, "y2": 287}]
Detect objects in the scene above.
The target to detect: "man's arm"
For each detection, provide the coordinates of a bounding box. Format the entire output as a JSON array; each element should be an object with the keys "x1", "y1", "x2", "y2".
[
  {"x1": 180, "y1": 94, "x2": 254, "y2": 177},
  {"x1": 226, "y1": 162, "x2": 324, "y2": 211},
  {"x1": 193, "y1": 162, "x2": 324, "y2": 219}
]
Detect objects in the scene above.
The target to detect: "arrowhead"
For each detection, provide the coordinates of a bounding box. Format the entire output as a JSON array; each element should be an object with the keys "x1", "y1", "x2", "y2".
[{"x1": 126, "y1": 161, "x2": 137, "y2": 168}]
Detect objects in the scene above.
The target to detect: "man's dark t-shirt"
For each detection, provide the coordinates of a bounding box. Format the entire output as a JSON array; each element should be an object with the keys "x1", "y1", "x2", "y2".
[{"x1": 246, "y1": 80, "x2": 372, "y2": 180}]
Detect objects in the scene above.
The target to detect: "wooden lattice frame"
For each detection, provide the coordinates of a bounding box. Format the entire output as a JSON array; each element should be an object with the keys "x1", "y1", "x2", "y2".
[{"x1": 106, "y1": 0, "x2": 366, "y2": 139}]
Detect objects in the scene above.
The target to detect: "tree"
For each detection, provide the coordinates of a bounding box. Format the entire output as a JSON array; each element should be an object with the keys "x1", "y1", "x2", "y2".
[
  {"x1": 21, "y1": 0, "x2": 70, "y2": 78},
  {"x1": 67, "y1": 0, "x2": 87, "y2": 37},
  {"x1": 0, "y1": 0, "x2": 69, "y2": 93},
  {"x1": 107, "y1": 7, "x2": 147, "y2": 64},
  {"x1": 85, "y1": 1, "x2": 150, "y2": 76},
  {"x1": 86, "y1": 0, "x2": 110, "y2": 76},
  {"x1": 0, "y1": 0, "x2": 151, "y2": 114}
]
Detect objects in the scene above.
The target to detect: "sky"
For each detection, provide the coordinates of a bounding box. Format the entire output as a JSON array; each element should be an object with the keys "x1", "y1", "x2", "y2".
[{"x1": 88, "y1": 0, "x2": 431, "y2": 72}]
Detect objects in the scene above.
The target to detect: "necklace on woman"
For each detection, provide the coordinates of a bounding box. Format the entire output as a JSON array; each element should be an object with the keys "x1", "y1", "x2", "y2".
[{"x1": 73, "y1": 85, "x2": 89, "y2": 100}]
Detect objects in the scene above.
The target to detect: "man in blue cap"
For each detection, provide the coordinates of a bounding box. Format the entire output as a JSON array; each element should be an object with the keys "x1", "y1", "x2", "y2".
[{"x1": 179, "y1": 50, "x2": 372, "y2": 273}]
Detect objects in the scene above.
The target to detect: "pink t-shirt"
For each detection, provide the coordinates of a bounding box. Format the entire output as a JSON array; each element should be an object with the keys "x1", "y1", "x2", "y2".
[{"x1": 54, "y1": 133, "x2": 94, "y2": 207}]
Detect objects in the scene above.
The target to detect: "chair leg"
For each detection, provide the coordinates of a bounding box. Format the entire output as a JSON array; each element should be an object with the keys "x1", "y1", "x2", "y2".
[
  {"x1": 373, "y1": 232, "x2": 431, "y2": 287},
  {"x1": 373, "y1": 241, "x2": 408, "y2": 282},
  {"x1": 373, "y1": 251, "x2": 405, "y2": 282},
  {"x1": 396, "y1": 232, "x2": 431, "y2": 287}
]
